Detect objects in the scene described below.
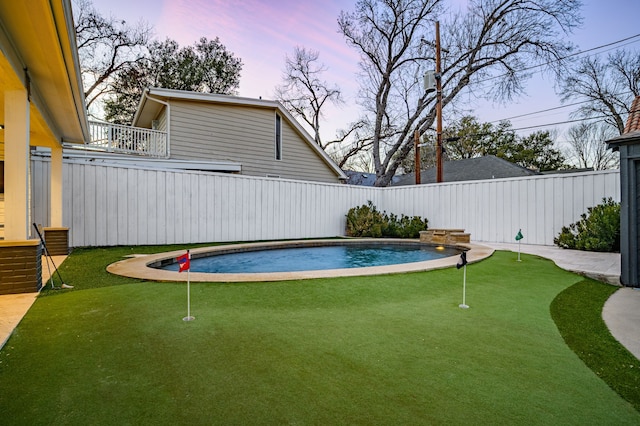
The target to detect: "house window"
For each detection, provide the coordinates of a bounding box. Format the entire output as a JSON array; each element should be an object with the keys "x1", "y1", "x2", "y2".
[{"x1": 275, "y1": 113, "x2": 282, "y2": 160}]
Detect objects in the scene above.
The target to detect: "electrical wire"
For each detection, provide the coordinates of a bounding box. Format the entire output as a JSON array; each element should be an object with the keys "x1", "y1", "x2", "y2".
[
  {"x1": 489, "y1": 100, "x2": 591, "y2": 123},
  {"x1": 509, "y1": 115, "x2": 608, "y2": 132},
  {"x1": 460, "y1": 36, "x2": 639, "y2": 127},
  {"x1": 488, "y1": 91, "x2": 635, "y2": 124},
  {"x1": 332, "y1": 35, "x2": 640, "y2": 153},
  {"x1": 471, "y1": 33, "x2": 640, "y2": 87}
]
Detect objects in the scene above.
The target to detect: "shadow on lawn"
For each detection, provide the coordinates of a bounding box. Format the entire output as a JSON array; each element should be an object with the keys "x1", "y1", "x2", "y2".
[{"x1": 551, "y1": 279, "x2": 640, "y2": 412}]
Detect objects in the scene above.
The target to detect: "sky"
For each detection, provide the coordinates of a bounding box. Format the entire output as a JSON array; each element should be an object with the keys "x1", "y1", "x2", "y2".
[{"x1": 88, "y1": 0, "x2": 640, "y2": 152}]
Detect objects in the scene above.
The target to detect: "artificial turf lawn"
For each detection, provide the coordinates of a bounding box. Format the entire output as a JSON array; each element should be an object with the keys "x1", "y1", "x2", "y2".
[{"x1": 1, "y1": 249, "x2": 639, "y2": 424}]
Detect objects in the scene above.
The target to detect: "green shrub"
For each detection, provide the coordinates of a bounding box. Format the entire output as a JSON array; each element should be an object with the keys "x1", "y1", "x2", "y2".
[
  {"x1": 554, "y1": 197, "x2": 620, "y2": 252},
  {"x1": 345, "y1": 201, "x2": 428, "y2": 238},
  {"x1": 397, "y1": 215, "x2": 430, "y2": 238},
  {"x1": 345, "y1": 201, "x2": 387, "y2": 237}
]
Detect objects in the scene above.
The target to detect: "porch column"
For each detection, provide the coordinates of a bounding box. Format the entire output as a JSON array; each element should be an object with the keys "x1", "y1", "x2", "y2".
[
  {"x1": 4, "y1": 89, "x2": 30, "y2": 240},
  {"x1": 50, "y1": 144, "x2": 63, "y2": 227},
  {"x1": 44, "y1": 144, "x2": 69, "y2": 255}
]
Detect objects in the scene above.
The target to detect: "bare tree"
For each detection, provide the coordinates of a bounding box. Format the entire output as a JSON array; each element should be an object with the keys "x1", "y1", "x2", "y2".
[
  {"x1": 560, "y1": 49, "x2": 640, "y2": 135},
  {"x1": 338, "y1": 0, "x2": 582, "y2": 186},
  {"x1": 73, "y1": 0, "x2": 151, "y2": 116},
  {"x1": 327, "y1": 119, "x2": 372, "y2": 168},
  {"x1": 275, "y1": 47, "x2": 343, "y2": 148},
  {"x1": 273, "y1": 47, "x2": 372, "y2": 168},
  {"x1": 565, "y1": 122, "x2": 619, "y2": 170}
]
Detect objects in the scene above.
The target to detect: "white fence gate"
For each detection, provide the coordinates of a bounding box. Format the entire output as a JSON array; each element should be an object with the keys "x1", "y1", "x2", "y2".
[{"x1": 31, "y1": 157, "x2": 620, "y2": 247}]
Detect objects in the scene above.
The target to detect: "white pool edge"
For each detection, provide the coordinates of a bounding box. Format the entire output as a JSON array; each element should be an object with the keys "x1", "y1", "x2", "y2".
[{"x1": 106, "y1": 239, "x2": 495, "y2": 282}]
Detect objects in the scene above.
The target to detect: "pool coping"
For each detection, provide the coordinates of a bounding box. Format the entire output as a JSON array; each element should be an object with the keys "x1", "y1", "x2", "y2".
[{"x1": 106, "y1": 239, "x2": 495, "y2": 282}]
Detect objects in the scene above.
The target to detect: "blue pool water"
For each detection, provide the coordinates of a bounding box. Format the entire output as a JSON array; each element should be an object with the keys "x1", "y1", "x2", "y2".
[{"x1": 161, "y1": 244, "x2": 460, "y2": 273}]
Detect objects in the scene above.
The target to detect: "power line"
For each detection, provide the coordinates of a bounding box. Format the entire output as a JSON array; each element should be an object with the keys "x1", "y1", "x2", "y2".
[
  {"x1": 511, "y1": 106, "x2": 640, "y2": 133},
  {"x1": 454, "y1": 36, "x2": 640, "y2": 132},
  {"x1": 490, "y1": 100, "x2": 590, "y2": 123},
  {"x1": 472, "y1": 33, "x2": 640, "y2": 87},
  {"x1": 509, "y1": 115, "x2": 614, "y2": 132},
  {"x1": 330, "y1": 36, "x2": 640, "y2": 154},
  {"x1": 488, "y1": 90, "x2": 635, "y2": 123}
]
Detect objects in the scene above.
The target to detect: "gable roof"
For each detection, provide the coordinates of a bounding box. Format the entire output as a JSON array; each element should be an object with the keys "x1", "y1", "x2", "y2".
[
  {"x1": 624, "y1": 96, "x2": 640, "y2": 134},
  {"x1": 607, "y1": 95, "x2": 640, "y2": 150},
  {"x1": 392, "y1": 155, "x2": 539, "y2": 186},
  {"x1": 132, "y1": 88, "x2": 347, "y2": 181}
]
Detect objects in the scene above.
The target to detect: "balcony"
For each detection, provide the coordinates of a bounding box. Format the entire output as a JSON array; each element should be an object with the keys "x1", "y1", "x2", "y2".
[{"x1": 87, "y1": 121, "x2": 168, "y2": 158}]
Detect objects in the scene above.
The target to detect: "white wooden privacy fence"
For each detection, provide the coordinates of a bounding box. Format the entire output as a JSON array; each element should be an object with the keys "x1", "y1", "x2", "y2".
[{"x1": 31, "y1": 157, "x2": 620, "y2": 247}]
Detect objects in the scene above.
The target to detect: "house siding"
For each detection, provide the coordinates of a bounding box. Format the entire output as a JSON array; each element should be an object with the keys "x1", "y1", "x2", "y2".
[
  {"x1": 156, "y1": 107, "x2": 168, "y2": 132},
  {"x1": 167, "y1": 101, "x2": 340, "y2": 183}
]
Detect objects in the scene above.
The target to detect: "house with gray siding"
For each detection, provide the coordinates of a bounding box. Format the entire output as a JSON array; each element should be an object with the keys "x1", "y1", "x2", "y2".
[{"x1": 130, "y1": 88, "x2": 346, "y2": 184}]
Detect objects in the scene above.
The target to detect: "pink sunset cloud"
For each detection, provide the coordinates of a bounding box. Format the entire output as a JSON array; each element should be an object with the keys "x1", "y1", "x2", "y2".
[
  {"x1": 88, "y1": 0, "x2": 640, "y2": 143},
  {"x1": 151, "y1": 0, "x2": 362, "y2": 125}
]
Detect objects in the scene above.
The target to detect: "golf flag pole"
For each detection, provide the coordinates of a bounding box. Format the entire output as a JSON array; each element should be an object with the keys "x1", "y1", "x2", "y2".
[
  {"x1": 178, "y1": 250, "x2": 195, "y2": 321},
  {"x1": 515, "y1": 229, "x2": 524, "y2": 262},
  {"x1": 457, "y1": 251, "x2": 469, "y2": 309}
]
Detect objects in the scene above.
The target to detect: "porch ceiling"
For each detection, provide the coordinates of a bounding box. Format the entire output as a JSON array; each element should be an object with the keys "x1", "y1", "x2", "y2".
[{"x1": 0, "y1": 0, "x2": 88, "y2": 150}]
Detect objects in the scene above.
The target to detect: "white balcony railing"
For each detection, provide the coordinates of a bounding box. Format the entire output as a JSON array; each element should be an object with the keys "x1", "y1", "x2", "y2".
[{"x1": 88, "y1": 121, "x2": 168, "y2": 157}]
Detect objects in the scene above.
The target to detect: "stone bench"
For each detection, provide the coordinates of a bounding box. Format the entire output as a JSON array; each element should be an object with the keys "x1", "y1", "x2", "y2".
[{"x1": 420, "y1": 228, "x2": 470, "y2": 245}]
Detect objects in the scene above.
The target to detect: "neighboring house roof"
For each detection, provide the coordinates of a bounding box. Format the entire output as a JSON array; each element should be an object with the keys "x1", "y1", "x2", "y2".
[
  {"x1": 344, "y1": 170, "x2": 402, "y2": 186},
  {"x1": 344, "y1": 170, "x2": 377, "y2": 186},
  {"x1": 391, "y1": 155, "x2": 539, "y2": 186},
  {"x1": 0, "y1": 0, "x2": 89, "y2": 146},
  {"x1": 132, "y1": 88, "x2": 347, "y2": 181},
  {"x1": 607, "y1": 95, "x2": 640, "y2": 149}
]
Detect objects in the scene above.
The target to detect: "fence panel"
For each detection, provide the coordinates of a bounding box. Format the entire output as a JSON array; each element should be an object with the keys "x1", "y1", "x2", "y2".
[
  {"x1": 30, "y1": 157, "x2": 620, "y2": 247},
  {"x1": 377, "y1": 172, "x2": 620, "y2": 245}
]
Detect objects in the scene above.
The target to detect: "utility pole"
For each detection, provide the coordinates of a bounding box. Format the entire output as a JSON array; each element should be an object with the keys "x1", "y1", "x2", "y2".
[
  {"x1": 415, "y1": 22, "x2": 442, "y2": 185},
  {"x1": 414, "y1": 129, "x2": 421, "y2": 184},
  {"x1": 435, "y1": 20, "x2": 443, "y2": 183}
]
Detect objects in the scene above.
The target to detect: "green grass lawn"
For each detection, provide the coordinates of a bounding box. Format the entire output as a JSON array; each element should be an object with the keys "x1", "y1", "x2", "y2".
[{"x1": 1, "y1": 248, "x2": 639, "y2": 424}]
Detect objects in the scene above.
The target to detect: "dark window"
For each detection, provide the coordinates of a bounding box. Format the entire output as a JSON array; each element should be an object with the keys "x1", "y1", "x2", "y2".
[{"x1": 275, "y1": 114, "x2": 282, "y2": 160}]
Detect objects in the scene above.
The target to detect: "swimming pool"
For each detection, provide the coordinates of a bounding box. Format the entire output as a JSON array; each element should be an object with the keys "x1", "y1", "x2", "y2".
[
  {"x1": 158, "y1": 243, "x2": 460, "y2": 274},
  {"x1": 106, "y1": 239, "x2": 493, "y2": 282}
]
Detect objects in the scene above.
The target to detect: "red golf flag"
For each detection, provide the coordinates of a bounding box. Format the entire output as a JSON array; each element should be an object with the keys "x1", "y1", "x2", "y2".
[{"x1": 177, "y1": 251, "x2": 190, "y2": 272}]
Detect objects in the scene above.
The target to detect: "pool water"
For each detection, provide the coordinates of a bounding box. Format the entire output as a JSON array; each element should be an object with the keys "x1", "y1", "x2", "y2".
[{"x1": 161, "y1": 244, "x2": 460, "y2": 273}]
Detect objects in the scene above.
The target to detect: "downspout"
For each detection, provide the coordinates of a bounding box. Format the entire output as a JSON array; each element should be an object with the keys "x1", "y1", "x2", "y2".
[{"x1": 145, "y1": 95, "x2": 171, "y2": 158}]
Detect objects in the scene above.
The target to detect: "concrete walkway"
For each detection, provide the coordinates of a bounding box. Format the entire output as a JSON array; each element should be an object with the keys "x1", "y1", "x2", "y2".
[
  {"x1": 0, "y1": 255, "x2": 67, "y2": 350},
  {"x1": 0, "y1": 292, "x2": 39, "y2": 349},
  {"x1": 603, "y1": 288, "x2": 640, "y2": 360},
  {"x1": 0, "y1": 244, "x2": 638, "y2": 361},
  {"x1": 483, "y1": 242, "x2": 621, "y2": 285}
]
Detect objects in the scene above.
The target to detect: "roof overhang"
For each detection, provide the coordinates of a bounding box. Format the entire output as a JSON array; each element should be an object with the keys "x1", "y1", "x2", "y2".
[
  {"x1": 133, "y1": 88, "x2": 347, "y2": 181},
  {"x1": 0, "y1": 0, "x2": 89, "y2": 149},
  {"x1": 606, "y1": 131, "x2": 640, "y2": 152}
]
